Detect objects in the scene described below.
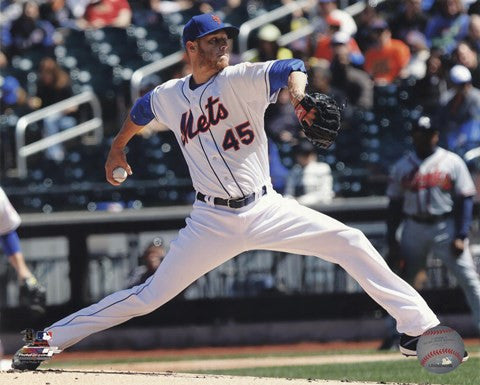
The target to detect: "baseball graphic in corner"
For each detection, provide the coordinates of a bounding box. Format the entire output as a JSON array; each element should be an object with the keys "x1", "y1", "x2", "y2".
[{"x1": 417, "y1": 325, "x2": 465, "y2": 374}]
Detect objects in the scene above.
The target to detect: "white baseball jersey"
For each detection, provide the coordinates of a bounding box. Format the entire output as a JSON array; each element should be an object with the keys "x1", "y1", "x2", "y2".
[
  {"x1": 44, "y1": 60, "x2": 440, "y2": 352},
  {"x1": 0, "y1": 186, "x2": 21, "y2": 235},
  {"x1": 149, "y1": 61, "x2": 278, "y2": 199},
  {"x1": 387, "y1": 147, "x2": 476, "y2": 216}
]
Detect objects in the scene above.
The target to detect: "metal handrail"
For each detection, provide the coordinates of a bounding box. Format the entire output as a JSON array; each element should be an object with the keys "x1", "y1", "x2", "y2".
[
  {"x1": 130, "y1": 50, "x2": 184, "y2": 104},
  {"x1": 240, "y1": 0, "x2": 380, "y2": 62},
  {"x1": 238, "y1": 0, "x2": 310, "y2": 55},
  {"x1": 464, "y1": 147, "x2": 480, "y2": 163},
  {"x1": 15, "y1": 90, "x2": 103, "y2": 178},
  {"x1": 130, "y1": 1, "x2": 311, "y2": 103},
  {"x1": 130, "y1": 0, "x2": 386, "y2": 103}
]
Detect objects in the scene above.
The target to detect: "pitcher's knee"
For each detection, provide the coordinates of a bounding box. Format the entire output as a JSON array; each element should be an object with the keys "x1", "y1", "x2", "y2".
[{"x1": 343, "y1": 227, "x2": 370, "y2": 248}]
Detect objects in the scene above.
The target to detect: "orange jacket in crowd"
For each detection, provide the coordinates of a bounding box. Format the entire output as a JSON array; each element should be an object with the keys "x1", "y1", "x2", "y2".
[
  {"x1": 364, "y1": 39, "x2": 410, "y2": 83},
  {"x1": 314, "y1": 35, "x2": 362, "y2": 62}
]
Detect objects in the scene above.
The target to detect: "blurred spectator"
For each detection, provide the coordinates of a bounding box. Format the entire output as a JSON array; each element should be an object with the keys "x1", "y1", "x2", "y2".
[
  {"x1": 330, "y1": 32, "x2": 373, "y2": 110},
  {"x1": 39, "y1": 0, "x2": 78, "y2": 29},
  {"x1": 466, "y1": 0, "x2": 480, "y2": 13},
  {"x1": 80, "y1": 0, "x2": 132, "y2": 29},
  {"x1": 469, "y1": 0, "x2": 480, "y2": 12},
  {"x1": 223, "y1": 0, "x2": 250, "y2": 27},
  {"x1": 0, "y1": 51, "x2": 39, "y2": 115},
  {"x1": 268, "y1": 137, "x2": 289, "y2": 194},
  {"x1": 454, "y1": 40, "x2": 480, "y2": 88},
  {"x1": 313, "y1": 17, "x2": 363, "y2": 66},
  {"x1": 425, "y1": 0, "x2": 470, "y2": 55},
  {"x1": 129, "y1": 0, "x2": 163, "y2": 27},
  {"x1": 315, "y1": 0, "x2": 357, "y2": 37},
  {"x1": 414, "y1": 48, "x2": 449, "y2": 114},
  {"x1": 467, "y1": 14, "x2": 480, "y2": 52},
  {"x1": 35, "y1": 57, "x2": 76, "y2": 162},
  {"x1": 2, "y1": 1, "x2": 56, "y2": 59},
  {"x1": 264, "y1": 88, "x2": 300, "y2": 144},
  {"x1": 308, "y1": 60, "x2": 344, "y2": 104},
  {"x1": 253, "y1": 24, "x2": 293, "y2": 61},
  {"x1": 126, "y1": 237, "x2": 166, "y2": 288},
  {"x1": 0, "y1": 75, "x2": 34, "y2": 114},
  {"x1": 364, "y1": 19, "x2": 411, "y2": 85},
  {"x1": 389, "y1": 0, "x2": 428, "y2": 41},
  {"x1": 403, "y1": 30, "x2": 430, "y2": 79},
  {"x1": 353, "y1": 3, "x2": 378, "y2": 52},
  {"x1": 438, "y1": 64, "x2": 480, "y2": 154},
  {"x1": 150, "y1": 0, "x2": 196, "y2": 15},
  {"x1": 285, "y1": 139, "x2": 334, "y2": 205},
  {"x1": 0, "y1": 0, "x2": 23, "y2": 25}
]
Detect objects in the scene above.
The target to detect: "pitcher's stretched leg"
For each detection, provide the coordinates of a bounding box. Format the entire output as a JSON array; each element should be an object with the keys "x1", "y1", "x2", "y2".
[
  {"x1": 247, "y1": 193, "x2": 439, "y2": 336},
  {"x1": 46, "y1": 203, "x2": 245, "y2": 350}
]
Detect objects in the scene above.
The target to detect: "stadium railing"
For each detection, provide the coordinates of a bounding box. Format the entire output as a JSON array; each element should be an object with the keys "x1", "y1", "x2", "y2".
[
  {"x1": 14, "y1": 90, "x2": 103, "y2": 178},
  {"x1": 129, "y1": 0, "x2": 388, "y2": 103}
]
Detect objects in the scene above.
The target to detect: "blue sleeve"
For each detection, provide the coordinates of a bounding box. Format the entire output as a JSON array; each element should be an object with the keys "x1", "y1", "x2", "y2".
[
  {"x1": 0, "y1": 230, "x2": 21, "y2": 256},
  {"x1": 268, "y1": 59, "x2": 306, "y2": 96},
  {"x1": 130, "y1": 91, "x2": 155, "y2": 126},
  {"x1": 454, "y1": 195, "x2": 474, "y2": 239}
]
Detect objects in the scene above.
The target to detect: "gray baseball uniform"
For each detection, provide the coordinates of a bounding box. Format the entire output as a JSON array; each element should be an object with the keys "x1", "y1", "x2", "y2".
[{"x1": 388, "y1": 147, "x2": 480, "y2": 332}]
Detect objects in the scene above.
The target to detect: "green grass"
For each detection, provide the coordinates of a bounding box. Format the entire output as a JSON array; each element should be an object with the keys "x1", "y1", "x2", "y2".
[{"x1": 193, "y1": 358, "x2": 480, "y2": 385}]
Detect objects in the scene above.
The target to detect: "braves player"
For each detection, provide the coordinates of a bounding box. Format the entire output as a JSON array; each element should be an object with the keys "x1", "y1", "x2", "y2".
[
  {"x1": 13, "y1": 14, "x2": 443, "y2": 369},
  {"x1": 0, "y1": 187, "x2": 46, "y2": 313},
  {"x1": 386, "y1": 116, "x2": 480, "y2": 335}
]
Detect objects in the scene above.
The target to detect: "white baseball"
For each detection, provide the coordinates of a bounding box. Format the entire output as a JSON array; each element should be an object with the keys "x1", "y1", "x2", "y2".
[
  {"x1": 112, "y1": 167, "x2": 128, "y2": 183},
  {"x1": 417, "y1": 325, "x2": 465, "y2": 374}
]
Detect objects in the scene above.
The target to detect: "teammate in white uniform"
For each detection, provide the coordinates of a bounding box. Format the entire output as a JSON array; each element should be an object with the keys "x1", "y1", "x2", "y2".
[
  {"x1": 0, "y1": 186, "x2": 46, "y2": 312},
  {"x1": 13, "y1": 14, "x2": 442, "y2": 369},
  {"x1": 386, "y1": 116, "x2": 480, "y2": 334}
]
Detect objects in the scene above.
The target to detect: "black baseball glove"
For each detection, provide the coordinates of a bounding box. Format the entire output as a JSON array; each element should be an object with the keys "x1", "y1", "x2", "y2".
[
  {"x1": 19, "y1": 276, "x2": 46, "y2": 315},
  {"x1": 294, "y1": 93, "x2": 342, "y2": 149}
]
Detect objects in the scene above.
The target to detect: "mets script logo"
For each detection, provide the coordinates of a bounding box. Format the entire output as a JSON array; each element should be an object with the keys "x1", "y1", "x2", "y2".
[
  {"x1": 180, "y1": 96, "x2": 229, "y2": 145},
  {"x1": 180, "y1": 97, "x2": 255, "y2": 151},
  {"x1": 211, "y1": 15, "x2": 221, "y2": 24}
]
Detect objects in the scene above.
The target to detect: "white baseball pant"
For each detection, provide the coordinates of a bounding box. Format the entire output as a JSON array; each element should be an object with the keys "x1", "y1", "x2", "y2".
[{"x1": 46, "y1": 189, "x2": 439, "y2": 349}]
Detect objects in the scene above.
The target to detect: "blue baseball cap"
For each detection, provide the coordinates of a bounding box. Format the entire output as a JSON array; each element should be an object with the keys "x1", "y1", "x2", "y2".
[{"x1": 182, "y1": 14, "x2": 239, "y2": 47}]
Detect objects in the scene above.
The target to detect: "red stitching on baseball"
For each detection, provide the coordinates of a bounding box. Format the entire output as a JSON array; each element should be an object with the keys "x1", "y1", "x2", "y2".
[
  {"x1": 423, "y1": 328, "x2": 454, "y2": 336},
  {"x1": 421, "y1": 348, "x2": 462, "y2": 366}
]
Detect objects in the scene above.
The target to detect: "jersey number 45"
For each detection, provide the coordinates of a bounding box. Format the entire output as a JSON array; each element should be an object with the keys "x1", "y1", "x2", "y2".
[{"x1": 222, "y1": 121, "x2": 254, "y2": 151}]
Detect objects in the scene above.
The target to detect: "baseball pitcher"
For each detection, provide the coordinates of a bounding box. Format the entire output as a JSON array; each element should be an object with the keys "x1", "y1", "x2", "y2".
[{"x1": 13, "y1": 14, "x2": 450, "y2": 369}]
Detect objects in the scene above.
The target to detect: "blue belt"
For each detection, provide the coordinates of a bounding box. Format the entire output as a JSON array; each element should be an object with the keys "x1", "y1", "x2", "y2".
[{"x1": 197, "y1": 186, "x2": 267, "y2": 208}]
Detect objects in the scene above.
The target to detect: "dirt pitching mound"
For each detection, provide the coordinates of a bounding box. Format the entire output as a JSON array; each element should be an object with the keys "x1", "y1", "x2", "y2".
[{"x1": 2, "y1": 370, "x2": 392, "y2": 385}]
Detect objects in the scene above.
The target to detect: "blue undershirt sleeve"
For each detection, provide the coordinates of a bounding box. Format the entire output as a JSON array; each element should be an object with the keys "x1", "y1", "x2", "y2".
[
  {"x1": 0, "y1": 230, "x2": 21, "y2": 256},
  {"x1": 454, "y1": 195, "x2": 474, "y2": 239},
  {"x1": 268, "y1": 59, "x2": 306, "y2": 96},
  {"x1": 387, "y1": 198, "x2": 404, "y2": 245},
  {"x1": 130, "y1": 91, "x2": 155, "y2": 126}
]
